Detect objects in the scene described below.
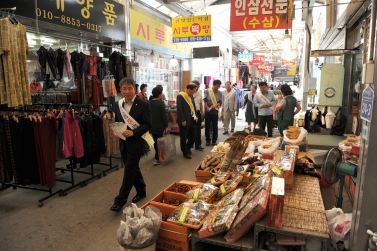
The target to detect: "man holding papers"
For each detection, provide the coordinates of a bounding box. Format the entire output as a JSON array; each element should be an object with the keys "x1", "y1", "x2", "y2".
[{"x1": 110, "y1": 78, "x2": 152, "y2": 212}]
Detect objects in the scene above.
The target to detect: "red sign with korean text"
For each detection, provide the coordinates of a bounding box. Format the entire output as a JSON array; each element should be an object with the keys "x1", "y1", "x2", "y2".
[
  {"x1": 230, "y1": 0, "x2": 293, "y2": 32},
  {"x1": 281, "y1": 59, "x2": 295, "y2": 66},
  {"x1": 257, "y1": 63, "x2": 273, "y2": 72},
  {"x1": 250, "y1": 55, "x2": 265, "y2": 65}
]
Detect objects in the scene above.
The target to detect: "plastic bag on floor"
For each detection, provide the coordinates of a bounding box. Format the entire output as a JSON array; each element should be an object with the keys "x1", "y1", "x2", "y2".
[{"x1": 326, "y1": 208, "x2": 352, "y2": 250}]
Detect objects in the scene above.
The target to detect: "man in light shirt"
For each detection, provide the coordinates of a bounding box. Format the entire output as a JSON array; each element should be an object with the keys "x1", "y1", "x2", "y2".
[
  {"x1": 222, "y1": 81, "x2": 238, "y2": 134},
  {"x1": 254, "y1": 82, "x2": 276, "y2": 137}
]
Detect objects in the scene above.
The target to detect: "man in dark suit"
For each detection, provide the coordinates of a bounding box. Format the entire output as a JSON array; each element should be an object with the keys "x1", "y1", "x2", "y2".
[
  {"x1": 177, "y1": 83, "x2": 197, "y2": 159},
  {"x1": 110, "y1": 78, "x2": 152, "y2": 212}
]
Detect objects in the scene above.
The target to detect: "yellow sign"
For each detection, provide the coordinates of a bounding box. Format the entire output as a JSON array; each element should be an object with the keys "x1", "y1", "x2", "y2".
[
  {"x1": 130, "y1": 9, "x2": 192, "y2": 58},
  {"x1": 172, "y1": 15, "x2": 212, "y2": 43},
  {"x1": 308, "y1": 89, "x2": 317, "y2": 95},
  {"x1": 287, "y1": 71, "x2": 296, "y2": 76}
]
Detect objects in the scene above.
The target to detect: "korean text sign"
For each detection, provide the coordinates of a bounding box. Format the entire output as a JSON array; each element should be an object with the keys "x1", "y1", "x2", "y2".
[
  {"x1": 172, "y1": 15, "x2": 212, "y2": 43},
  {"x1": 1, "y1": 0, "x2": 125, "y2": 41},
  {"x1": 230, "y1": 0, "x2": 293, "y2": 31},
  {"x1": 130, "y1": 9, "x2": 192, "y2": 58}
]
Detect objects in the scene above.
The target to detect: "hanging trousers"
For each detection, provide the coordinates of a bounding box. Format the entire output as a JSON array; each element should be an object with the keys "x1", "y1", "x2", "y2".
[
  {"x1": 114, "y1": 152, "x2": 146, "y2": 206},
  {"x1": 33, "y1": 118, "x2": 57, "y2": 188}
]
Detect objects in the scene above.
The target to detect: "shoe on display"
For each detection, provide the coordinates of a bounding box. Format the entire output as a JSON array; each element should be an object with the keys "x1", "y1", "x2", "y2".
[
  {"x1": 223, "y1": 131, "x2": 229, "y2": 135},
  {"x1": 132, "y1": 195, "x2": 146, "y2": 203},
  {"x1": 154, "y1": 160, "x2": 161, "y2": 165},
  {"x1": 184, "y1": 154, "x2": 192, "y2": 159},
  {"x1": 110, "y1": 204, "x2": 122, "y2": 212},
  {"x1": 195, "y1": 146, "x2": 204, "y2": 151}
]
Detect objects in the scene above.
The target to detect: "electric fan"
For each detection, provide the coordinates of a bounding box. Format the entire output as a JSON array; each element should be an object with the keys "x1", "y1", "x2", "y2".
[{"x1": 321, "y1": 147, "x2": 358, "y2": 208}]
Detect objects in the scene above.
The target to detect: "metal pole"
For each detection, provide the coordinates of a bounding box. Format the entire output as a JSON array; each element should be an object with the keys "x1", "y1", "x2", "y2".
[
  {"x1": 350, "y1": 1, "x2": 377, "y2": 249},
  {"x1": 124, "y1": 0, "x2": 131, "y2": 58}
]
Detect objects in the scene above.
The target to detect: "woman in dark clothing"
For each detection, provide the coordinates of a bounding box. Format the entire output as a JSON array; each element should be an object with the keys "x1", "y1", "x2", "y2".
[
  {"x1": 150, "y1": 86, "x2": 168, "y2": 165},
  {"x1": 276, "y1": 84, "x2": 302, "y2": 136},
  {"x1": 242, "y1": 85, "x2": 258, "y2": 131}
]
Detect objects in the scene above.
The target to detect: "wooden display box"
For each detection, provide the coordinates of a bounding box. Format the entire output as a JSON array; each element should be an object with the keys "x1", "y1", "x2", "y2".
[
  {"x1": 195, "y1": 164, "x2": 212, "y2": 183},
  {"x1": 285, "y1": 172, "x2": 294, "y2": 190},
  {"x1": 142, "y1": 203, "x2": 191, "y2": 251},
  {"x1": 150, "y1": 191, "x2": 186, "y2": 209}
]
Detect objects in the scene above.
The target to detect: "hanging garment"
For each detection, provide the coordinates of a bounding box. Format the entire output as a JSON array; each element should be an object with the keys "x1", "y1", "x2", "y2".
[
  {"x1": 109, "y1": 51, "x2": 121, "y2": 90},
  {"x1": 16, "y1": 118, "x2": 40, "y2": 185},
  {"x1": 64, "y1": 49, "x2": 72, "y2": 79},
  {"x1": 33, "y1": 118, "x2": 57, "y2": 188},
  {"x1": 37, "y1": 46, "x2": 48, "y2": 76},
  {"x1": 57, "y1": 110, "x2": 84, "y2": 159},
  {"x1": 321, "y1": 106, "x2": 328, "y2": 128},
  {"x1": 0, "y1": 19, "x2": 31, "y2": 106},
  {"x1": 47, "y1": 48, "x2": 58, "y2": 79},
  {"x1": 79, "y1": 114, "x2": 106, "y2": 167},
  {"x1": 331, "y1": 108, "x2": 347, "y2": 136},
  {"x1": 325, "y1": 107, "x2": 336, "y2": 129},
  {"x1": 0, "y1": 117, "x2": 14, "y2": 184},
  {"x1": 102, "y1": 112, "x2": 119, "y2": 157},
  {"x1": 86, "y1": 55, "x2": 99, "y2": 76},
  {"x1": 56, "y1": 48, "x2": 65, "y2": 79}
]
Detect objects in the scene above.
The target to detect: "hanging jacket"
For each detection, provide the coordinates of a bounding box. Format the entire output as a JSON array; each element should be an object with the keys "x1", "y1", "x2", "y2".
[
  {"x1": 64, "y1": 50, "x2": 72, "y2": 79},
  {"x1": 47, "y1": 48, "x2": 58, "y2": 79},
  {"x1": 58, "y1": 110, "x2": 84, "y2": 158},
  {"x1": 56, "y1": 48, "x2": 65, "y2": 79},
  {"x1": 37, "y1": 46, "x2": 48, "y2": 75},
  {"x1": 331, "y1": 108, "x2": 347, "y2": 136}
]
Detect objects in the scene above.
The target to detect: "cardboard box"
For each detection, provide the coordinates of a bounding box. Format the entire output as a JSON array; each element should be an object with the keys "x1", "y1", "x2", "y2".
[
  {"x1": 268, "y1": 177, "x2": 285, "y2": 229},
  {"x1": 280, "y1": 140, "x2": 308, "y2": 152}
]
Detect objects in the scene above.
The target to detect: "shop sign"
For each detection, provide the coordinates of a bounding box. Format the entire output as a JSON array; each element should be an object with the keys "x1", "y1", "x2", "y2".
[
  {"x1": 319, "y1": 64, "x2": 344, "y2": 106},
  {"x1": 172, "y1": 15, "x2": 212, "y2": 43},
  {"x1": 249, "y1": 55, "x2": 265, "y2": 66},
  {"x1": 1, "y1": 0, "x2": 125, "y2": 41},
  {"x1": 230, "y1": 0, "x2": 293, "y2": 32},
  {"x1": 238, "y1": 52, "x2": 253, "y2": 62},
  {"x1": 130, "y1": 9, "x2": 192, "y2": 58},
  {"x1": 281, "y1": 59, "x2": 295, "y2": 66},
  {"x1": 361, "y1": 85, "x2": 374, "y2": 122},
  {"x1": 287, "y1": 71, "x2": 296, "y2": 76},
  {"x1": 324, "y1": 87, "x2": 336, "y2": 98},
  {"x1": 308, "y1": 89, "x2": 317, "y2": 95}
]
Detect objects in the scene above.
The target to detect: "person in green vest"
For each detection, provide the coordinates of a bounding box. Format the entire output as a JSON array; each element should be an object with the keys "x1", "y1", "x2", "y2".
[{"x1": 275, "y1": 84, "x2": 302, "y2": 137}]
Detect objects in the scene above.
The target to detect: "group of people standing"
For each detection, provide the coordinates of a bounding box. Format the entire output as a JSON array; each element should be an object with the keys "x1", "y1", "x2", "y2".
[
  {"x1": 242, "y1": 82, "x2": 301, "y2": 137},
  {"x1": 109, "y1": 77, "x2": 301, "y2": 212}
]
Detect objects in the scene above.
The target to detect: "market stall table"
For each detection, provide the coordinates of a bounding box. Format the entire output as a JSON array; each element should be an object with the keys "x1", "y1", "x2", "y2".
[{"x1": 253, "y1": 174, "x2": 330, "y2": 250}]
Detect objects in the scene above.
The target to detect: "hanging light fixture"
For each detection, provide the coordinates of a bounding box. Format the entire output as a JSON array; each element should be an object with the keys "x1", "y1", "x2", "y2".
[
  {"x1": 170, "y1": 55, "x2": 178, "y2": 67},
  {"x1": 283, "y1": 29, "x2": 291, "y2": 53},
  {"x1": 149, "y1": 50, "x2": 156, "y2": 64}
]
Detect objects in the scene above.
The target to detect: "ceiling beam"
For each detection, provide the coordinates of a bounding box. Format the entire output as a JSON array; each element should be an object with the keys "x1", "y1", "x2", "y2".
[
  {"x1": 150, "y1": 0, "x2": 194, "y2": 16},
  {"x1": 163, "y1": 0, "x2": 201, "y2": 3}
]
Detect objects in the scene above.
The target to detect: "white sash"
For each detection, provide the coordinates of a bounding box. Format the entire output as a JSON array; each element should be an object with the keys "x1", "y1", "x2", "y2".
[{"x1": 118, "y1": 98, "x2": 154, "y2": 148}]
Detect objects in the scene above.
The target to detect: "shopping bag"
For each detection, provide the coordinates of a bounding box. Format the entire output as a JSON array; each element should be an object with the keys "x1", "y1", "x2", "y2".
[{"x1": 157, "y1": 133, "x2": 176, "y2": 162}]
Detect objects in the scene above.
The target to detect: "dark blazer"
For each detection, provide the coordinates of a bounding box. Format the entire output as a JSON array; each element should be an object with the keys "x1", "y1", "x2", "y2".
[
  {"x1": 115, "y1": 96, "x2": 152, "y2": 155},
  {"x1": 177, "y1": 93, "x2": 196, "y2": 128}
]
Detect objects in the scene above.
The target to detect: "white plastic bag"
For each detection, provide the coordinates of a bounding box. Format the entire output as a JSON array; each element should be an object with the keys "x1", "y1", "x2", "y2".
[
  {"x1": 326, "y1": 208, "x2": 352, "y2": 250},
  {"x1": 257, "y1": 142, "x2": 279, "y2": 154},
  {"x1": 157, "y1": 134, "x2": 176, "y2": 162},
  {"x1": 283, "y1": 127, "x2": 308, "y2": 145},
  {"x1": 245, "y1": 142, "x2": 255, "y2": 155}
]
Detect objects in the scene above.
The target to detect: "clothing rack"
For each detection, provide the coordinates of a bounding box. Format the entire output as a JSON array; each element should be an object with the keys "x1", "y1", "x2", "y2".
[{"x1": 0, "y1": 104, "x2": 118, "y2": 205}]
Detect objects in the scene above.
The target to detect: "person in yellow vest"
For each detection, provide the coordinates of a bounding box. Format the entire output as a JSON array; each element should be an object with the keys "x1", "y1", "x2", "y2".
[
  {"x1": 177, "y1": 83, "x2": 198, "y2": 159},
  {"x1": 203, "y1": 80, "x2": 222, "y2": 146}
]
